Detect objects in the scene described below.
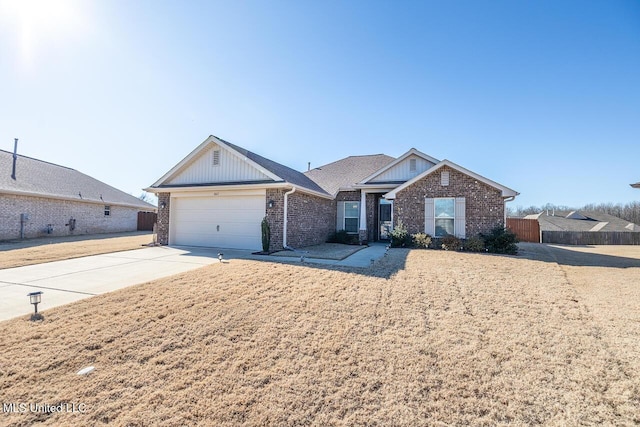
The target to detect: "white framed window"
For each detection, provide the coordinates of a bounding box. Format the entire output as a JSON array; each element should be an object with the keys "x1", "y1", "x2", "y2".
[
  {"x1": 212, "y1": 149, "x2": 221, "y2": 166},
  {"x1": 425, "y1": 197, "x2": 466, "y2": 238},
  {"x1": 434, "y1": 198, "x2": 455, "y2": 236},
  {"x1": 104, "y1": 205, "x2": 111, "y2": 216},
  {"x1": 337, "y1": 201, "x2": 360, "y2": 234}
]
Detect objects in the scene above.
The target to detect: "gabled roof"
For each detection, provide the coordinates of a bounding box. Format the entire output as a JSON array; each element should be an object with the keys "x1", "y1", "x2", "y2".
[
  {"x1": 535, "y1": 210, "x2": 640, "y2": 232},
  {"x1": 359, "y1": 148, "x2": 439, "y2": 184},
  {"x1": 304, "y1": 154, "x2": 395, "y2": 196},
  {"x1": 384, "y1": 159, "x2": 519, "y2": 199},
  {"x1": 149, "y1": 135, "x2": 330, "y2": 198},
  {"x1": 0, "y1": 149, "x2": 155, "y2": 210}
]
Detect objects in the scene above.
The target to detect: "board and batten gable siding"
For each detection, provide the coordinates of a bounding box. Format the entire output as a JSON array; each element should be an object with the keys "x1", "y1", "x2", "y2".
[
  {"x1": 394, "y1": 166, "x2": 504, "y2": 237},
  {"x1": 166, "y1": 144, "x2": 273, "y2": 185},
  {"x1": 369, "y1": 154, "x2": 436, "y2": 183}
]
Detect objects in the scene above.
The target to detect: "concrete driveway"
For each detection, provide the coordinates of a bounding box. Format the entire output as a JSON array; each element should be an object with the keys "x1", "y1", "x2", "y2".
[{"x1": 0, "y1": 246, "x2": 251, "y2": 322}]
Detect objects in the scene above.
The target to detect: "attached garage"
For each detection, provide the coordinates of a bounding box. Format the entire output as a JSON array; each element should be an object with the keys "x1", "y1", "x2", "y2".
[{"x1": 169, "y1": 190, "x2": 265, "y2": 250}]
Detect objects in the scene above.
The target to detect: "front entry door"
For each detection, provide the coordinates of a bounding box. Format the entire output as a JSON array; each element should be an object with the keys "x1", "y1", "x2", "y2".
[{"x1": 379, "y1": 199, "x2": 393, "y2": 240}]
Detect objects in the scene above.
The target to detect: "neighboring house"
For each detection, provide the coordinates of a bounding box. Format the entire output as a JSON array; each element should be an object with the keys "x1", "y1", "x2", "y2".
[
  {"x1": 525, "y1": 210, "x2": 640, "y2": 233},
  {"x1": 0, "y1": 149, "x2": 156, "y2": 240},
  {"x1": 146, "y1": 135, "x2": 518, "y2": 251},
  {"x1": 632, "y1": 182, "x2": 640, "y2": 189}
]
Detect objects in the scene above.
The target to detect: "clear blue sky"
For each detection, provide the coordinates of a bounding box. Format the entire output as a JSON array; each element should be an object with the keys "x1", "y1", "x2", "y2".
[{"x1": 1, "y1": 0, "x2": 639, "y2": 209}]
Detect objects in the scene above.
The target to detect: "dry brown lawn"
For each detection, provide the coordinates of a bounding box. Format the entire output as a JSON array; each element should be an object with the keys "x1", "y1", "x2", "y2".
[
  {"x1": 0, "y1": 232, "x2": 154, "y2": 269},
  {"x1": 1, "y1": 245, "x2": 639, "y2": 426}
]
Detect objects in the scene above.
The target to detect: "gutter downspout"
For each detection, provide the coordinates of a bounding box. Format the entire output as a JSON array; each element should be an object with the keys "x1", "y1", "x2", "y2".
[
  {"x1": 503, "y1": 195, "x2": 516, "y2": 229},
  {"x1": 283, "y1": 187, "x2": 296, "y2": 248},
  {"x1": 11, "y1": 138, "x2": 18, "y2": 180}
]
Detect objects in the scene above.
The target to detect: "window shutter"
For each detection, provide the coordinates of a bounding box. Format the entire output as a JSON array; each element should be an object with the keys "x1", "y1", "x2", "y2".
[
  {"x1": 455, "y1": 197, "x2": 466, "y2": 238},
  {"x1": 337, "y1": 201, "x2": 345, "y2": 231},
  {"x1": 425, "y1": 198, "x2": 435, "y2": 235}
]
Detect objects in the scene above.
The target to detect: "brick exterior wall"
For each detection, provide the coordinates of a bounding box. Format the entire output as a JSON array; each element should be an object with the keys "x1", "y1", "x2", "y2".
[
  {"x1": 0, "y1": 194, "x2": 140, "y2": 240},
  {"x1": 286, "y1": 192, "x2": 335, "y2": 248},
  {"x1": 157, "y1": 192, "x2": 171, "y2": 245},
  {"x1": 393, "y1": 166, "x2": 505, "y2": 237},
  {"x1": 265, "y1": 189, "x2": 285, "y2": 251}
]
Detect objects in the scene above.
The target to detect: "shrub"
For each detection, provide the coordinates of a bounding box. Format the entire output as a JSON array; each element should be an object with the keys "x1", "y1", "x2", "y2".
[
  {"x1": 412, "y1": 232, "x2": 432, "y2": 249},
  {"x1": 261, "y1": 217, "x2": 271, "y2": 252},
  {"x1": 327, "y1": 230, "x2": 358, "y2": 245},
  {"x1": 463, "y1": 236, "x2": 485, "y2": 252},
  {"x1": 441, "y1": 235, "x2": 462, "y2": 251},
  {"x1": 481, "y1": 227, "x2": 519, "y2": 254},
  {"x1": 390, "y1": 220, "x2": 411, "y2": 247}
]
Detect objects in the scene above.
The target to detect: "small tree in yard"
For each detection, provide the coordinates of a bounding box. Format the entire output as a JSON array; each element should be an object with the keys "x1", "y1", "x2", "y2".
[{"x1": 261, "y1": 217, "x2": 271, "y2": 252}]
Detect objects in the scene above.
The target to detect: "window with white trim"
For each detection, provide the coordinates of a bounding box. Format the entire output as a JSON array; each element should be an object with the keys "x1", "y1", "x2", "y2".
[
  {"x1": 434, "y1": 198, "x2": 454, "y2": 237},
  {"x1": 343, "y1": 202, "x2": 360, "y2": 233},
  {"x1": 104, "y1": 205, "x2": 111, "y2": 217}
]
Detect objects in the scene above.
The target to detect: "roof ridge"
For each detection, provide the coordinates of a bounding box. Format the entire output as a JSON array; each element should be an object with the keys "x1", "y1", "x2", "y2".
[{"x1": 0, "y1": 149, "x2": 76, "y2": 171}]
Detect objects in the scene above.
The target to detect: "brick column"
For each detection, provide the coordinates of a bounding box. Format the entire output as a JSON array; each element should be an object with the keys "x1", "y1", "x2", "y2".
[{"x1": 157, "y1": 193, "x2": 170, "y2": 245}]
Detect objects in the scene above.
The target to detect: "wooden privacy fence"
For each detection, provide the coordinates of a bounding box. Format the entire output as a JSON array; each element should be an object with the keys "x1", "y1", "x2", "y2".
[
  {"x1": 542, "y1": 231, "x2": 640, "y2": 245},
  {"x1": 506, "y1": 218, "x2": 540, "y2": 243},
  {"x1": 137, "y1": 211, "x2": 157, "y2": 231}
]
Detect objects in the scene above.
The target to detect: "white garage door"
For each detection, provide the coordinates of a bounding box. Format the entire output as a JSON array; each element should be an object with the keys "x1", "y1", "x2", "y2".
[{"x1": 171, "y1": 193, "x2": 264, "y2": 250}]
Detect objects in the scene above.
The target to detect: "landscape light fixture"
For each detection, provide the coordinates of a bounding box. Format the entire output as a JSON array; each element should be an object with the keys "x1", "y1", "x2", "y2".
[
  {"x1": 28, "y1": 291, "x2": 43, "y2": 314},
  {"x1": 218, "y1": 253, "x2": 223, "y2": 262}
]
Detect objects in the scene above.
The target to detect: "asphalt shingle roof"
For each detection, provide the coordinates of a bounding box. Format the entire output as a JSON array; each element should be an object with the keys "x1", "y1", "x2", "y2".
[
  {"x1": 0, "y1": 149, "x2": 155, "y2": 210},
  {"x1": 220, "y1": 138, "x2": 330, "y2": 196},
  {"x1": 303, "y1": 154, "x2": 395, "y2": 196},
  {"x1": 536, "y1": 210, "x2": 639, "y2": 232}
]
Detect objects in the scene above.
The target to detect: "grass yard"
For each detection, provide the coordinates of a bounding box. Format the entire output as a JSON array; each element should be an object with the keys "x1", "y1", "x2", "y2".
[
  {"x1": 1, "y1": 245, "x2": 639, "y2": 426},
  {"x1": 0, "y1": 232, "x2": 154, "y2": 269}
]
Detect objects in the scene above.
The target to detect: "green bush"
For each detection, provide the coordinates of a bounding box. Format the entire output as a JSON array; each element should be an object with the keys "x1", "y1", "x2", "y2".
[
  {"x1": 412, "y1": 232, "x2": 432, "y2": 249},
  {"x1": 261, "y1": 217, "x2": 271, "y2": 252},
  {"x1": 463, "y1": 236, "x2": 485, "y2": 252},
  {"x1": 481, "y1": 227, "x2": 519, "y2": 254},
  {"x1": 441, "y1": 235, "x2": 462, "y2": 251},
  {"x1": 390, "y1": 220, "x2": 411, "y2": 247}
]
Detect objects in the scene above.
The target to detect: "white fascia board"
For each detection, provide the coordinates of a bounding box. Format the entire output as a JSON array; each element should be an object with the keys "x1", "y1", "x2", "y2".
[
  {"x1": 350, "y1": 183, "x2": 400, "y2": 192},
  {"x1": 384, "y1": 159, "x2": 519, "y2": 199},
  {"x1": 211, "y1": 136, "x2": 282, "y2": 182},
  {"x1": 359, "y1": 148, "x2": 440, "y2": 184},
  {"x1": 150, "y1": 135, "x2": 216, "y2": 187},
  {"x1": 149, "y1": 135, "x2": 283, "y2": 187},
  {"x1": 145, "y1": 182, "x2": 332, "y2": 200},
  {"x1": 0, "y1": 189, "x2": 156, "y2": 211}
]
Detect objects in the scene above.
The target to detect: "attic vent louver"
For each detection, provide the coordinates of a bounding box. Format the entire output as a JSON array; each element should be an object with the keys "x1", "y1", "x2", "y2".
[
  {"x1": 441, "y1": 171, "x2": 450, "y2": 186},
  {"x1": 409, "y1": 158, "x2": 417, "y2": 172},
  {"x1": 212, "y1": 149, "x2": 221, "y2": 166}
]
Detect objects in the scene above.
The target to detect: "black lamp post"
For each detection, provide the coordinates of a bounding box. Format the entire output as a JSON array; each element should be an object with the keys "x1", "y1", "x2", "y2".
[{"x1": 28, "y1": 291, "x2": 43, "y2": 314}]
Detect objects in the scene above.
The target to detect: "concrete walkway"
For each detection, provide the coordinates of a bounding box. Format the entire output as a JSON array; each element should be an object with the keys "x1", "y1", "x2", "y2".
[
  {"x1": 0, "y1": 243, "x2": 389, "y2": 322},
  {"x1": 264, "y1": 243, "x2": 389, "y2": 267}
]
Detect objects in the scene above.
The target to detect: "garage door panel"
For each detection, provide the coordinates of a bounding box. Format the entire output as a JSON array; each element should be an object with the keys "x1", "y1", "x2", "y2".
[{"x1": 172, "y1": 194, "x2": 264, "y2": 250}]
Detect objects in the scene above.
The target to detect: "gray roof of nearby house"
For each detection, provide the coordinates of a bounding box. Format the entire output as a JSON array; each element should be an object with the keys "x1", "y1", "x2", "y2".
[
  {"x1": 0, "y1": 149, "x2": 156, "y2": 210},
  {"x1": 221, "y1": 138, "x2": 330, "y2": 196},
  {"x1": 531, "y1": 210, "x2": 639, "y2": 232},
  {"x1": 304, "y1": 154, "x2": 395, "y2": 196}
]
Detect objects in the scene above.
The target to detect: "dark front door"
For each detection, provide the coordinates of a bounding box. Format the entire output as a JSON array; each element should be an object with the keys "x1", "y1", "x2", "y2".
[{"x1": 379, "y1": 199, "x2": 393, "y2": 240}]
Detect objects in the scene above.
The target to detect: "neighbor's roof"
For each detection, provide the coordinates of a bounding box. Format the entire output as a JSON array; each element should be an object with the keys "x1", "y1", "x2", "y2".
[
  {"x1": 534, "y1": 210, "x2": 639, "y2": 232},
  {"x1": 304, "y1": 154, "x2": 395, "y2": 196},
  {"x1": 0, "y1": 149, "x2": 156, "y2": 210}
]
